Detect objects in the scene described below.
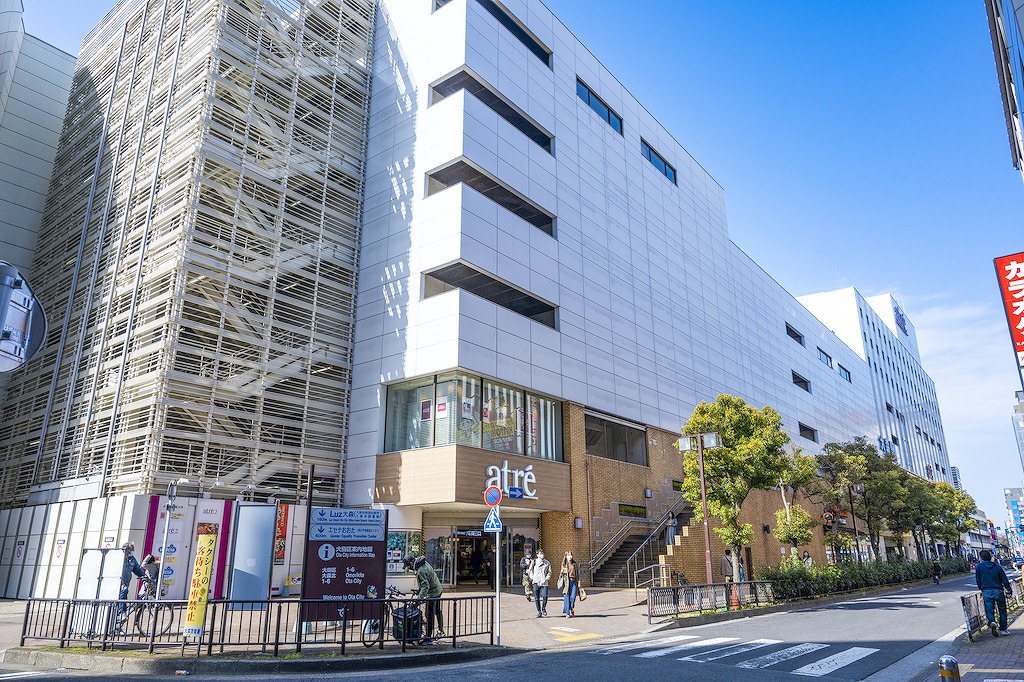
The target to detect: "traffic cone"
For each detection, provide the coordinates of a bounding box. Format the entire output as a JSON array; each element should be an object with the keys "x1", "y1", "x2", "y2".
[{"x1": 729, "y1": 582, "x2": 740, "y2": 610}]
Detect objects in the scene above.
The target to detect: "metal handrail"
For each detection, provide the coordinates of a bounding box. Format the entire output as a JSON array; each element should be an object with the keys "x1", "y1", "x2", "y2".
[
  {"x1": 579, "y1": 517, "x2": 656, "y2": 577},
  {"x1": 624, "y1": 495, "x2": 690, "y2": 588},
  {"x1": 633, "y1": 563, "x2": 668, "y2": 601}
]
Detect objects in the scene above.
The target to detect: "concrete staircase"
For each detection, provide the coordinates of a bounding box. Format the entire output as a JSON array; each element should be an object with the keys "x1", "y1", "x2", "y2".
[{"x1": 592, "y1": 535, "x2": 668, "y2": 588}]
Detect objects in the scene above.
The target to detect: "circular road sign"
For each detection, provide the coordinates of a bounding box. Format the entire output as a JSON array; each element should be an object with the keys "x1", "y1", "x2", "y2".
[{"x1": 484, "y1": 485, "x2": 502, "y2": 507}]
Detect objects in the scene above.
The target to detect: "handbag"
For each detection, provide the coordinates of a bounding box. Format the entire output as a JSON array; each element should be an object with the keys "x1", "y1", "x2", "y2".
[
  {"x1": 578, "y1": 586, "x2": 587, "y2": 601},
  {"x1": 557, "y1": 569, "x2": 567, "y2": 592}
]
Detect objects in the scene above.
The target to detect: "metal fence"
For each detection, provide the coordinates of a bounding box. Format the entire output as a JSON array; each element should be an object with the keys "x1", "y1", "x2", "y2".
[
  {"x1": 647, "y1": 581, "x2": 774, "y2": 624},
  {"x1": 20, "y1": 594, "x2": 494, "y2": 656},
  {"x1": 961, "y1": 576, "x2": 1024, "y2": 641}
]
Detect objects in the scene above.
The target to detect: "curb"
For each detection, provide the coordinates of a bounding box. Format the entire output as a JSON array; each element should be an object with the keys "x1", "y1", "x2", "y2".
[
  {"x1": 2, "y1": 643, "x2": 516, "y2": 674},
  {"x1": 656, "y1": 577, "x2": 953, "y2": 630}
]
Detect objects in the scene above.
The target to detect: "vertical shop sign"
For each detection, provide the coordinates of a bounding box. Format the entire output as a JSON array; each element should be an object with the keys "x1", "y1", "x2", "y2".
[
  {"x1": 274, "y1": 504, "x2": 289, "y2": 566},
  {"x1": 995, "y1": 251, "x2": 1024, "y2": 389},
  {"x1": 182, "y1": 526, "x2": 217, "y2": 638}
]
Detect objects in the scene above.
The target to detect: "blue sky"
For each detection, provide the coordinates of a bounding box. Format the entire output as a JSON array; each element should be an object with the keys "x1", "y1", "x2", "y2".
[{"x1": 22, "y1": 0, "x2": 1024, "y2": 529}]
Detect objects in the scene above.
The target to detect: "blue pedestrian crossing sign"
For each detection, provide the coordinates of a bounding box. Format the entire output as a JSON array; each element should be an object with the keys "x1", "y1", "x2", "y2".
[{"x1": 484, "y1": 506, "x2": 502, "y2": 533}]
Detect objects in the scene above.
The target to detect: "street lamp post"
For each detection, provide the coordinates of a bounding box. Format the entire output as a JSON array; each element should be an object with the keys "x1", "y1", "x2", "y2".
[
  {"x1": 678, "y1": 432, "x2": 719, "y2": 585},
  {"x1": 158, "y1": 477, "x2": 189, "y2": 600},
  {"x1": 848, "y1": 484, "x2": 863, "y2": 565}
]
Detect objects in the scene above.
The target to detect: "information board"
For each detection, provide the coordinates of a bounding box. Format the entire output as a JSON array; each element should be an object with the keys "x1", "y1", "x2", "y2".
[{"x1": 302, "y1": 508, "x2": 387, "y2": 602}]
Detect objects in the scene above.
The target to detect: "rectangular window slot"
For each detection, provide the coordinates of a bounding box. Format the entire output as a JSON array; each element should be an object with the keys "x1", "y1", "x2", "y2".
[
  {"x1": 640, "y1": 139, "x2": 676, "y2": 184},
  {"x1": 792, "y1": 371, "x2": 811, "y2": 393},
  {"x1": 838, "y1": 364, "x2": 851, "y2": 382},
  {"x1": 475, "y1": 0, "x2": 552, "y2": 67},
  {"x1": 785, "y1": 323, "x2": 804, "y2": 346},
  {"x1": 585, "y1": 411, "x2": 647, "y2": 465},
  {"x1": 432, "y1": 70, "x2": 552, "y2": 152},
  {"x1": 798, "y1": 423, "x2": 817, "y2": 443},
  {"x1": 576, "y1": 79, "x2": 622, "y2": 134},
  {"x1": 424, "y1": 262, "x2": 557, "y2": 328},
  {"x1": 817, "y1": 347, "x2": 832, "y2": 368},
  {"x1": 426, "y1": 160, "x2": 554, "y2": 235}
]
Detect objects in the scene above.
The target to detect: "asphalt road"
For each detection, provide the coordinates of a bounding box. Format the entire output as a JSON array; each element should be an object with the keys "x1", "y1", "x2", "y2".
[{"x1": 27, "y1": 577, "x2": 979, "y2": 681}]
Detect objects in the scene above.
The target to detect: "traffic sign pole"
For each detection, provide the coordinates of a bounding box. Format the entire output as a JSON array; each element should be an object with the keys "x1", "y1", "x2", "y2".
[{"x1": 495, "y1": 504, "x2": 501, "y2": 646}]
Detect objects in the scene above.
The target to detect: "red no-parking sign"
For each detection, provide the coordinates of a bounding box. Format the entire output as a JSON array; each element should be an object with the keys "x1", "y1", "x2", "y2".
[{"x1": 484, "y1": 485, "x2": 502, "y2": 507}]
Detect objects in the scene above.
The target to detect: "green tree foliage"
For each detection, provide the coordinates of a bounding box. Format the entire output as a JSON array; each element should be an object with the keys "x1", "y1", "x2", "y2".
[
  {"x1": 679, "y1": 394, "x2": 791, "y2": 582},
  {"x1": 856, "y1": 447, "x2": 903, "y2": 557},
  {"x1": 809, "y1": 440, "x2": 867, "y2": 561},
  {"x1": 774, "y1": 446, "x2": 817, "y2": 555}
]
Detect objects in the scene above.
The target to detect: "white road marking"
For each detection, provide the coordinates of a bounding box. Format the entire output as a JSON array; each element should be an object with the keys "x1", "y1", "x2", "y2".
[
  {"x1": 633, "y1": 636, "x2": 737, "y2": 658},
  {"x1": 736, "y1": 642, "x2": 830, "y2": 669},
  {"x1": 677, "y1": 638, "x2": 782, "y2": 662},
  {"x1": 0, "y1": 673, "x2": 46, "y2": 680},
  {"x1": 792, "y1": 646, "x2": 879, "y2": 677},
  {"x1": 596, "y1": 634, "x2": 698, "y2": 654}
]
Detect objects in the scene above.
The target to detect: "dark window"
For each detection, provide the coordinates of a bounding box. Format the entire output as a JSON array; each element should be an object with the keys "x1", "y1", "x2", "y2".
[
  {"x1": 424, "y1": 262, "x2": 557, "y2": 328},
  {"x1": 838, "y1": 364, "x2": 851, "y2": 382},
  {"x1": 798, "y1": 423, "x2": 817, "y2": 442},
  {"x1": 432, "y1": 70, "x2": 552, "y2": 153},
  {"x1": 475, "y1": 0, "x2": 552, "y2": 67},
  {"x1": 792, "y1": 371, "x2": 811, "y2": 393},
  {"x1": 785, "y1": 323, "x2": 804, "y2": 346},
  {"x1": 886, "y1": 403, "x2": 893, "y2": 413},
  {"x1": 585, "y1": 412, "x2": 647, "y2": 465},
  {"x1": 891, "y1": 434, "x2": 899, "y2": 446},
  {"x1": 640, "y1": 139, "x2": 676, "y2": 184},
  {"x1": 576, "y1": 79, "x2": 623, "y2": 134},
  {"x1": 817, "y1": 347, "x2": 832, "y2": 368},
  {"x1": 426, "y1": 159, "x2": 554, "y2": 235}
]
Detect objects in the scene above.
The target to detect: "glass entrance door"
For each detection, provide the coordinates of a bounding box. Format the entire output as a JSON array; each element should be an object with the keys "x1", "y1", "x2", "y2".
[{"x1": 424, "y1": 527, "x2": 457, "y2": 586}]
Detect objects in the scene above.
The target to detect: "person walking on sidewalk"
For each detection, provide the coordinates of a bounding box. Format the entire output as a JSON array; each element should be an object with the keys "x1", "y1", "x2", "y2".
[
  {"x1": 560, "y1": 551, "x2": 579, "y2": 617},
  {"x1": 931, "y1": 559, "x2": 942, "y2": 585},
  {"x1": 976, "y1": 549, "x2": 1013, "y2": 637},
  {"x1": 720, "y1": 549, "x2": 733, "y2": 583},
  {"x1": 520, "y1": 546, "x2": 535, "y2": 602},
  {"x1": 530, "y1": 549, "x2": 551, "y2": 617}
]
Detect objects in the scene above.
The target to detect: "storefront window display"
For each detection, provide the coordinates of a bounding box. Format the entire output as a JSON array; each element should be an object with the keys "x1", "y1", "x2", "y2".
[
  {"x1": 384, "y1": 373, "x2": 562, "y2": 461},
  {"x1": 386, "y1": 530, "x2": 423, "y2": 575}
]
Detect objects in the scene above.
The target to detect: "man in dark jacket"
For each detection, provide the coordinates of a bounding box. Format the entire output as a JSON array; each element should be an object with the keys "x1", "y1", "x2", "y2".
[
  {"x1": 117, "y1": 541, "x2": 151, "y2": 628},
  {"x1": 406, "y1": 555, "x2": 444, "y2": 643},
  {"x1": 976, "y1": 549, "x2": 1013, "y2": 636}
]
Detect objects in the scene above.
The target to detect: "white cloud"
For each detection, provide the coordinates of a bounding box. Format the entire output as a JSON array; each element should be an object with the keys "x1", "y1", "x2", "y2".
[{"x1": 911, "y1": 296, "x2": 1022, "y2": 518}]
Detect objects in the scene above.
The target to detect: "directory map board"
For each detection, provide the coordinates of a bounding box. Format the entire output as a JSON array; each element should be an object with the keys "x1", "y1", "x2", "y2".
[{"x1": 302, "y1": 507, "x2": 387, "y2": 602}]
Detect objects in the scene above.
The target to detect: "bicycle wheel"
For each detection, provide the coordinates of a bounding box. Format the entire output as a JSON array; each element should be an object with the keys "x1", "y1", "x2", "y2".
[
  {"x1": 135, "y1": 602, "x2": 175, "y2": 637},
  {"x1": 361, "y1": 617, "x2": 383, "y2": 647}
]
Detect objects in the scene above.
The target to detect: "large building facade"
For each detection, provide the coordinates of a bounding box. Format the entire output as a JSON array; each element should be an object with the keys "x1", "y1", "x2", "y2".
[
  {"x1": 0, "y1": 0, "x2": 956, "y2": 596},
  {"x1": 0, "y1": 0, "x2": 375, "y2": 507}
]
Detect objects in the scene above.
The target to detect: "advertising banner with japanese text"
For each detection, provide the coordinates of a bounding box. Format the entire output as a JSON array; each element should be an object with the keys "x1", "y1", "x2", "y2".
[
  {"x1": 995, "y1": 251, "x2": 1024, "y2": 388},
  {"x1": 182, "y1": 528, "x2": 217, "y2": 638}
]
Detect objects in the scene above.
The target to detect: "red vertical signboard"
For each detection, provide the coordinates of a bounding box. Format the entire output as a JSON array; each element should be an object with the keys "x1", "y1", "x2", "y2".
[{"x1": 995, "y1": 251, "x2": 1024, "y2": 390}]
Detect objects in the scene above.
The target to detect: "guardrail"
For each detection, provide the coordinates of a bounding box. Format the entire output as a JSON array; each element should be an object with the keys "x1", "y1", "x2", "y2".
[
  {"x1": 961, "y1": 576, "x2": 1024, "y2": 641},
  {"x1": 646, "y1": 581, "x2": 774, "y2": 624},
  {"x1": 20, "y1": 594, "x2": 494, "y2": 656}
]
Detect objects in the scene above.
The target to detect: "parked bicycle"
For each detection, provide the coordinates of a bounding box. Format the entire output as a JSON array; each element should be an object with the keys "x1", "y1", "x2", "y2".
[
  {"x1": 361, "y1": 585, "x2": 423, "y2": 647},
  {"x1": 113, "y1": 581, "x2": 175, "y2": 637}
]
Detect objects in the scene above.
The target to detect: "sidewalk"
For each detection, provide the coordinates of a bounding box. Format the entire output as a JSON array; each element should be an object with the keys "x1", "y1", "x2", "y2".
[{"x1": 947, "y1": 608, "x2": 1024, "y2": 680}]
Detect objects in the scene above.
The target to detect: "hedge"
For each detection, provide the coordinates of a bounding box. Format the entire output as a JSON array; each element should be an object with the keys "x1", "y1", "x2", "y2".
[{"x1": 756, "y1": 557, "x2": 970, "y2": 601}]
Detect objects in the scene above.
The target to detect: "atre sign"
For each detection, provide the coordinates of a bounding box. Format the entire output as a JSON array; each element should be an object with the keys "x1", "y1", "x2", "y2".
[
  {"x1": 374, "y1": 445, "x2": 570, "y2": 511},
  {"x1": 484, "y1": 460, "x2": 537, "y2": 499}
]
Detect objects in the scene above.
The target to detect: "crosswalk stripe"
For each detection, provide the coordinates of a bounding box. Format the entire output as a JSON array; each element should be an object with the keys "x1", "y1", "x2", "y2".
[
  {"x1": 678, "y1": 638, "x2": 782, "y2": 662},
  {"x1": 596, "y1": 634, "x2": 698, "y2": 654},
  {"x1": 0, "y1": 673, "x2": 45, "y2": 680},
  {"x1": 634, "y1": 636, "x2": 737, "y2": 659},
  {"x1": 791, "y1": 646, "x2": 880, "y2": 677},
  {"x1": 736, "y1": 642, "x2": 830, "y2": 669}
]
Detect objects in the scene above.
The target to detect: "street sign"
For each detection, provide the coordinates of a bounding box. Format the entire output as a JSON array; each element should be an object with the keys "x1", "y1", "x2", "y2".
[
  {"x1": 303, "y1": 508, "x2": 387, "y2": 602},
  {"x1": 484, "y1": 485, "x2": 502, "y2": 507},
  {"x1": 484, "y1": 507, "x2": 502, "y2": 533},
  {"x1": 508, "y1": 487, "x2": 524, "y2": 499}
]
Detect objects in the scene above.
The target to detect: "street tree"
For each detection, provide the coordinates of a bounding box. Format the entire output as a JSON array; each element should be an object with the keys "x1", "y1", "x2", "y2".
[
  {"x1": 774, "y1": 446, "x2": 818, "y2": 559},
  {"x1": 856, "y1": 447, "x2": 903, "y2": 558},
  {"x1": 679, "y1": 394, "x2": 791, "y2": 583},
  {"x1": 927, "y1": 482, "x2": 977, "y2": 556},
  {"x1": 810, "y1": 440, "x2": 867, "y2": 561}
]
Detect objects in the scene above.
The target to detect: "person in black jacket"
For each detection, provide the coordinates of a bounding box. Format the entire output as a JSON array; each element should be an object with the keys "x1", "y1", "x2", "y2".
[{"x1": 976, "y1": 549, "x2": 1013, "y2": 636}]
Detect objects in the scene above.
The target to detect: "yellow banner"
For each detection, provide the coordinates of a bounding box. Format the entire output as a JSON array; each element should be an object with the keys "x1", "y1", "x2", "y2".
[{"x1": 182, "y1": 532, "x2": 217, "y2": 638}]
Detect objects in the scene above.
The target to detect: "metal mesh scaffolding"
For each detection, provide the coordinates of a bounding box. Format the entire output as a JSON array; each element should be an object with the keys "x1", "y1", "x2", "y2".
[{"x1": 0, "y1": 0, "x2": 375, "y2": 506}]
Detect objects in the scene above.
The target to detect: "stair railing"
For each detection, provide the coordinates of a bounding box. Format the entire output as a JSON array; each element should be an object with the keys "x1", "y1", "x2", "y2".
[
  {"x1": 624, "y1": 495, "x2": 691, "y2": 590},
  {"x1": 579, "y1": 517, "x2": 656, "y2": 581}
]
